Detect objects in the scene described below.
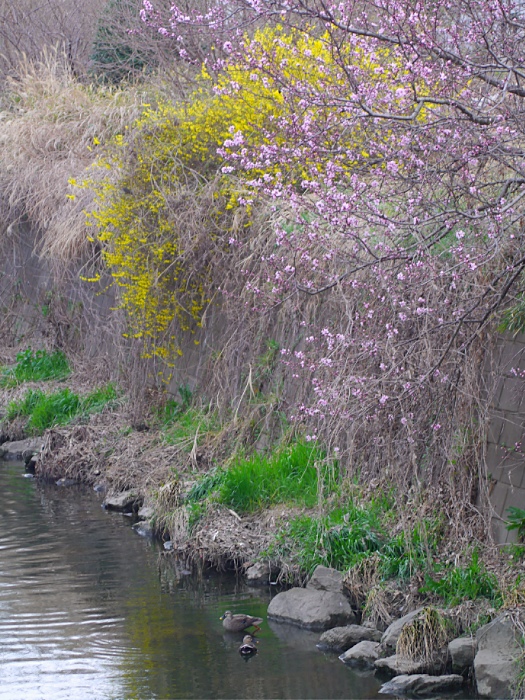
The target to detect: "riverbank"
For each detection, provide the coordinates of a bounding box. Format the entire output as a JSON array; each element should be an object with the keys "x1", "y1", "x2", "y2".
[
  {"x1": 1, "y1": 350, "x2": 525, "y2": 697},
  {"x1": 2, "y1": 422, "x2": 524, "y2": 698},
  {"x1": 0, "y1": 356, "x2": 519, "y2": 592}
]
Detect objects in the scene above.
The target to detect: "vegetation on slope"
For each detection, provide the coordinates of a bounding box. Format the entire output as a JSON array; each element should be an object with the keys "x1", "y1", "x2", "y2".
[{"x1": 0, "y1": 0, "x2": 525, "y2": 643}]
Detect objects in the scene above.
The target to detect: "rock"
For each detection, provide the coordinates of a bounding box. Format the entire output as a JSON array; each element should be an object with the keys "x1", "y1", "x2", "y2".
[
  {"x1": 448, "y1": 637, "x2": 477, "y2": 674},
  {"x1": 56, "y1": 478, "x2": 76, "y2": 487},
  {"x1": 375, "y1": 654, "x2": 445, "y2": 677},
  {"x1": 163, "y1": 540, "x2": 174, "y2": 551},
  {"x1": 0, "y1": 438, "x2": 43, "y2": 461},
  {"x1": 381, "y1": 607, "x2": 424, "y2": 650},
  {"x1": 363, "y1": 618, "x2": 383, "y2": 629},
  {"x1": 379, "y1": 673, "x2": 464, "y2": 696},
  {"x1": 103, "y1": 490, "x2": 141, "y2": 512},
  {"x1": 307, "y1": 565, "x2": 344, "y2": 593},
  {"x1": 245, "y1": 561, "x2": 277, "y2": 585},
  {"x1": 267, "y1": 586, "x2": 357, "y2": 631},
  {"x1": 132, "y1": 520, "x2": 155, "y2": 538},
  {"x1": 339, "y1": 640, "x2": 381, "y2": 667},
  {"x1": 22, "y1": 449, "x2": 36, "y2": 465},
  {"x1": 474, "y1": 613, "x2": 522, "y2": 698},
  {"x1": 137, "y1": 505, "x2": 154, "y2": 520},
  {"x1": 25, "y1": 455, "x2": 38, "y2": 473},
  {"x1": 318, "y1": 624, "x2": 382, "y2": 652}
]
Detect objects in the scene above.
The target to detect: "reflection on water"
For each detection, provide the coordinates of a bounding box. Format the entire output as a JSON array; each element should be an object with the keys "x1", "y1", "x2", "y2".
[{"x1": 0, "y1": 460, "x2": 385, "y2": 699}]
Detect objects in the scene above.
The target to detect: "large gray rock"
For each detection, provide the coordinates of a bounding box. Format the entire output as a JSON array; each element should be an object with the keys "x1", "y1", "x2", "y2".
[
  {"x1": 339, "y1": 641, "x2": 381, "y2": 667},
  {"x1": 381, "y1": 607, "x2": 424, "y2": 650},
  {"x1": 245, "y1": 561, "x2": 278, "y2": 585},
  {"x1": 103, "y1": 490, "x2": 141, "y2": 512},
  {"x1": 132, "y1": 520, "x2": 155, "y2": 537},
  {"x1": 448, "y1": 636, "x2": 477, "y2": 674},
  {"x1": 375, "y1": 653, "x2": 445, "y2": 677},
  {"x1": 0, "y1": 438, "x2": 43, "y2": 461},
  {"x1": 318, "y1": 624, "x2": 382, "y2": 652},
  {"x1": 474, "y1": 614, "x2": 521, "y2": 698},
  {"x1": 138, "y1": 504, "x2": 155, "y2": 520},
  {"x1": 379, "y1": 673, "x2": 464, "y2": 696},
  {"x1": 307, "y1": 566, "x2": 344, "y2": 593},
  {"x1": 267, "y1": 586, "x2": 357, "y2": 631}
]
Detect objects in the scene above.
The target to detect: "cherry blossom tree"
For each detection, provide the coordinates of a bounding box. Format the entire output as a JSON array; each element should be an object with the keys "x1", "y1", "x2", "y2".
[{"x1": 140, "y1": 0, "x2": 525, "y2": 496}]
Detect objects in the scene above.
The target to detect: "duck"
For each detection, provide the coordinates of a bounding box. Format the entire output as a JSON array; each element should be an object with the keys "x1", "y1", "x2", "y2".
[
  {"x1": 220, "y1": 610, "x2": 263, "y2": 632},
  {"x1": 238, "y1": 634, "x2": 258, "y2": 657}
]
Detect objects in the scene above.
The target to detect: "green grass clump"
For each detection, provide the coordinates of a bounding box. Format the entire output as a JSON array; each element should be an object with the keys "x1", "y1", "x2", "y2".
[
  {"x1": 378, "y1": 519, "x2": 443, "y2": 579},
  {"x1": 6, "y1": 383, "x2": 118, "y2": 433},
  {"x1": 266, "y1": 503, "x2": 385, "y2": 574},
  {"x1": 498, "y1": 296, "x2": 525, "y2": 336},
  {"x1": 217, "y1": 441, "x2": 334, "y2": 512},
  {"x1": 180, "y1": 440, "x2": 335, "y2": 534},
  {"x1": 155, "y1": 385, "x2": 193, "y2": 424},
  {"x1": 7, "y1": 388, "x2": 80, "y2": 432},
  {"x1": 266, "y1": 501, "x2": 443, "y2": 579},
  {"x1": 185, "y1": 467, "x2": 226, "y2": 503},
  {"x1": 0, "y1": 348, "x2": 70, "y2": 386},
  {"x1": 420, "y1": 550, "x2": 502, "y2": 607},
  {"x1": 80, "y1": 383, "x2": 118, "y2": 414},
  {"x1": 161, "y1": 406, "x2": 220, "y2": 447}
]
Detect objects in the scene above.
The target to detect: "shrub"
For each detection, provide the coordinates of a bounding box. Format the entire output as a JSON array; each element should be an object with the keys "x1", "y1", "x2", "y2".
[
  {"x1": 89, "y1": 0, "x2": 157, "y2": 84},
  {"x1": 498, "y1": 297, "x2": 525, "y2": 337},
  {"x1": 77, "y1": 24, "x2": 431, "y2": 363},
  {"x1": 506, "y1": 507, "x2": 525, "y2": 542}
]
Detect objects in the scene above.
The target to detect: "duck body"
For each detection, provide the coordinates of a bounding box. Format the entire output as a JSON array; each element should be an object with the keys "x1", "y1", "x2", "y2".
[
  {"x1": 220, "y1": 610, "x2": 263, "y2": 632},
  {"x1": 238, "y1": 634, "x2": 258, "y2": 657}
]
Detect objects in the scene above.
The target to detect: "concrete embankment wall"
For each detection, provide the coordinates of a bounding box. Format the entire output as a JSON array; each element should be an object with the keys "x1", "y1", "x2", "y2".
[
  {"x1": 485, "y1": 333, "x2": 525, "y2": 544},
  {"x1": 0, "y1": 222, "x2": 117, "y2": 358}
]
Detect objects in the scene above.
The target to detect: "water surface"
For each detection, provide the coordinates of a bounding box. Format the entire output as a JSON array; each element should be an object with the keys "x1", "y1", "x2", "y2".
[{"x1": 0, "y1": 460, "x2": 403, "y2": 699}]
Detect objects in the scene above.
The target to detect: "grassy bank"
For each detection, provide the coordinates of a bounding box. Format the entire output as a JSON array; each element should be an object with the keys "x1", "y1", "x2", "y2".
[{"x1": 0, "y1": 345, "x2": 522, "y2": 633}]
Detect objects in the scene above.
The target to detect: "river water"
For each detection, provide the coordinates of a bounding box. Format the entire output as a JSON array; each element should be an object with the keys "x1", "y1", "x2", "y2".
[{"x1": 0, "y1": 460, "x2": 408, "y2": 699}]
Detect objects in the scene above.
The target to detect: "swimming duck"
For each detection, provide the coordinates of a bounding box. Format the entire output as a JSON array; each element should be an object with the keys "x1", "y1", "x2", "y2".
[
  {"x1": 220, "y1": 610, "x2": 263, "y2": 632},
  {"x1": 238, "y1": 634, "x2": 258, "y2": 657}
]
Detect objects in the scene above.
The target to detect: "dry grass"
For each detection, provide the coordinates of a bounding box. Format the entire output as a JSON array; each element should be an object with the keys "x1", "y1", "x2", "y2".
[
  {"x1": 174, "y1": 504, "x2": 289, "y2": 571},
  {"x1": 0, "y1": 50, "x2": 153, "y2": 264},
  {"x1": 396, "y1": 606, "x2": 456, "y2": 666}
]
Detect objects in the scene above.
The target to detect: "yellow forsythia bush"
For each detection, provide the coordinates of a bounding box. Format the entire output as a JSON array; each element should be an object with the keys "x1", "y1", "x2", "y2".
[{"x1": 76, "y1": 25, "x2": 429, "y2": 361}]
